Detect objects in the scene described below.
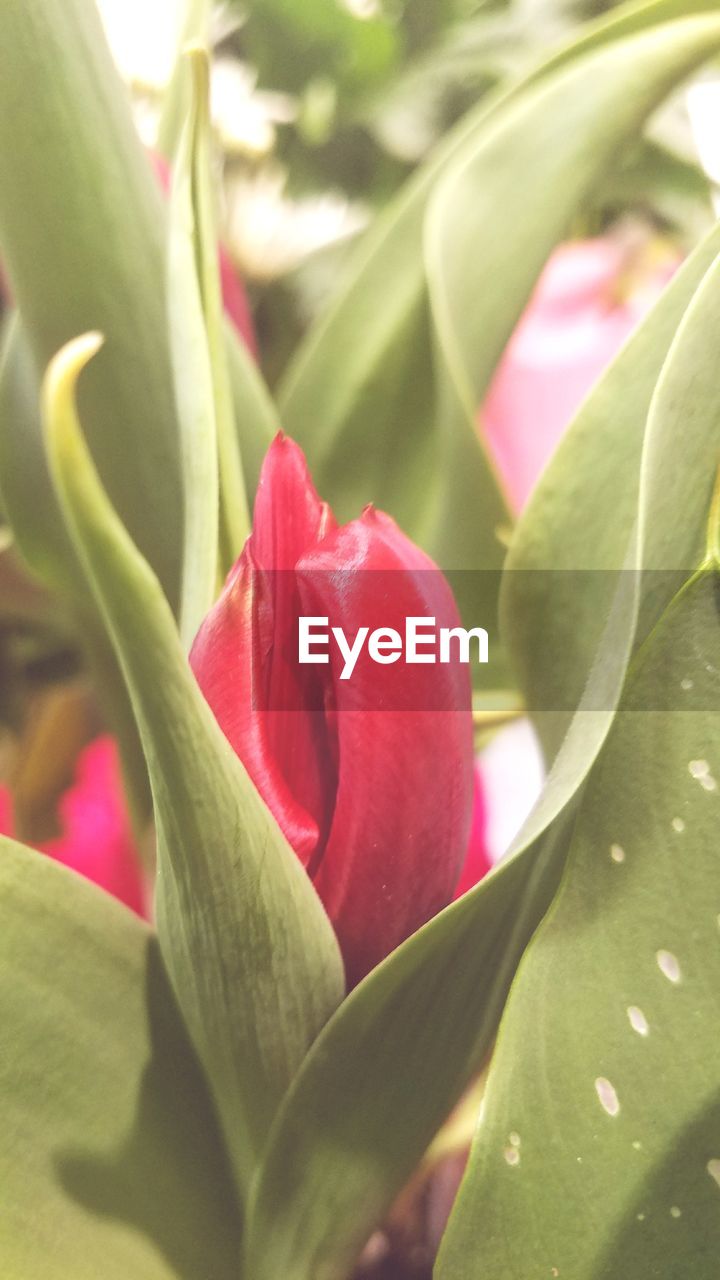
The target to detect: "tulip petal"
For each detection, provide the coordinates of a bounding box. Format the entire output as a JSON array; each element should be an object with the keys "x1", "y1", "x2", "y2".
[
  {"x1": 193, "y1": 437, "x2": 474, "y2": 986},
  {"x1": 191, "y1": 435, "x2": 338, "y2": 864},
  {"x1": 298, "y1": 508, "x2": 474, "y2": 985},
  {"x1": 251, "y1": 433, "x2": 336, "y2": 571},
  {"x1": 191, "y1": 549, "x2": 330, "y2": 864}
]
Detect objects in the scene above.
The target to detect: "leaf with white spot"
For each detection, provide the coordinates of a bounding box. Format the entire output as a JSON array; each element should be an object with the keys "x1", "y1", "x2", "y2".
[{"x1": 437, "y1": 568, "x2": 720, "y2": 1280}]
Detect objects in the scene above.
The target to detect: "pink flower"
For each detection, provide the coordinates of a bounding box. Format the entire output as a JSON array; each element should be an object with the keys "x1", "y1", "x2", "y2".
[
  {"x1": 0, "y1": 736, "x2": 145, "y2": 914},
  {"x1": 469, "y1": 236, "x2": 678, "y2": 877},
  {"x1": 481, "y1": 236, "x2": 678, "y2": 512},
  {"x1": 453, "y1": 764, "x2": 491, "y2": 899}
]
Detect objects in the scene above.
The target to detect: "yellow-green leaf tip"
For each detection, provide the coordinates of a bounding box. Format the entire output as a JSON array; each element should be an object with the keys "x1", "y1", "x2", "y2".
[
  {"x1": 42, "y1": 330, "x2": 105, "y2": 453},
  {"x1": 183, "y1": 42, "x2": 210, "y2": 89}
]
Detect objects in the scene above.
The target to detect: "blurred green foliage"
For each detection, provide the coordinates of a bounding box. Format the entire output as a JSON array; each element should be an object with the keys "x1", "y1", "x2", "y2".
[{"x1": 218, "y1": 0, "x2": 714, "y2": 376}]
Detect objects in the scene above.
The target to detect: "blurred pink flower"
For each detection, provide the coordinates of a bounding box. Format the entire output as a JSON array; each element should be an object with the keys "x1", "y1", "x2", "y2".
[
  {"x1": 470, "y1": 235, "x2": 679, "y2": 879},
  {"x1": 0, "y1": 736, "x2": 145, "y2": 914},
  {"x1": 453, "y1": 764, "x2": 491, "y2": 898},
  {"x1": 481, "y1": 235, "x2": 678, "y2": 512}
]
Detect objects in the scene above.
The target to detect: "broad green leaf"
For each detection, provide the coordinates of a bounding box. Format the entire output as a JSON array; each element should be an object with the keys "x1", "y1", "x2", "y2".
[
  {"x1": 503, "y1": 225, "x2": 720, "y2": 759},
  {"x1": 0, "y1": 0, "x2": 182, "y2": 608},
  {"x1": 244, "y1": 545, "x2": 650, "y2": 1280},
  {"x1": 242, "y1": 222, "x2": 720, "y2": 1280},
  {"x1": 422, "y1": 16, "x2": 720, "y2": 578},
  {"x1": 244, "y1": 809, "x2": 573, "y2": 1280},
  {"x1": 244, "y1": 42, "x2": 720, "y2": 1261},
  {"x1": 639, "y1": 248, "x2": 720, "y2": 586},
  {"x1": 0, "y1": 838, "x2": 241, "y2": 1279},
  {"x1": 168, "y1": 48, "x2": 221, "y2": 648},
  {"x1": 437, "y1": 566, "x2": 720, "y2": 1280},
  {"x1": 43, "y1": 336, "x2": 345, "y2": 1199},
  {"x1": 279, "y1": 0, "x2": 720, "y2": 543}
]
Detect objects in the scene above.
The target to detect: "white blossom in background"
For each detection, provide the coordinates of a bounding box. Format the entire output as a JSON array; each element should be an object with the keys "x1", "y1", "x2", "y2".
[
  {"x1": 95, "y1": 0, "x2": 183, "y2": 91},
  {"x1": 95, "y1": 0, "x2": 293, "y2": 156},
  {"x1": 224, "y1": 168, "x2": 369, "y2": 281},
  {"x1": 342, "y1": 0, "x2": 382, "y2": 17},
  {"x1": 478, "y1": 719, "x2": 544, "y2": 864},
  {"x1": 211, "y1": 59, "x2": 297, "y2": 157},
  {"x1": 96, "y1": 0, "x2": 370, "y2": 276},
  {"x1": 687, "y1": 78, "x2": 720, "y2": 214}
]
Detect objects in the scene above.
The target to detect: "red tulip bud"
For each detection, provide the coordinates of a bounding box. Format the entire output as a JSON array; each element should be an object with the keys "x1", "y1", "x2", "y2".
[{"x1": 190, "y1": 435, "x2": 475, "y2": 985}]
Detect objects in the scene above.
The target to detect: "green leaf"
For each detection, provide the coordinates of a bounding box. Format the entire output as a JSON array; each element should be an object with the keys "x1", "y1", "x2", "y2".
[
  {"x1": 0, "y1": 837, "x2": 241, "y2": 1279},
  {"x1": 159, "y1": 14, "x2": 278, "y2": 503},
  {"x1": 503, "y1": 224, "x2": 720, "y2": 760},
  {"x1": 279, "y1": 0, "x2": 720, "y2": 546},
  {"x1": 156, "y1": 0, "x2": 211, "y2": 161},
  {"x1": 225, "y1": 319, "x2": 281, "y2": 494},
  {"x1": 42, "y1": 335, "x2": 345, "y2": 1199},
  {"x1": 168, "y1": 48, "x2": 220, "y2": 649},
  {"x1": 0, "y1": 0, "x2": 182, "y2": 608},
  {"x1": 437, "y1": 566, "x2": 720, "y2": 1280},
  {"x1": 240, "y1": 0, "x2": 398, "y2": 99},
  {"x1": 243, "y1": 27, "x2": 720, "y2": 1256},
  {"x1": 422, "y1": 14, "x2": 720, "y2": 577},
  {"x1": 244, "y1": 547, "x2": 649, "y2": 1280},
  {"x1": 179, "y1": 47, "x2": 250, "y2": 574},
  {"x1": 0, "y1": 314, "x2": 154, "y2": 826},
  {"x1": 244, "y1": 810, "x2": 570, "y2": 1280},
  {"x1": 239, "y1": 210, "x2": 720, "y2": 1280}
]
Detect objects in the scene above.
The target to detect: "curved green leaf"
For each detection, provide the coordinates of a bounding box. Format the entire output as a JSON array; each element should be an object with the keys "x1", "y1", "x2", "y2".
[
  {"x1": 244, "y1": 540, "x2": 650, "y2": 1280},
  {"x1": 42, "y1": 336, "x2": 345, "y2": 1199},
  {"x1": 439, "y1": 221, "x2": 720, "y2": 1280},
  {"x1": 438, "y1": 566, "x2": 720, "y2": 1280},
  {"x1": 0, "y1": 0, "x2": 182, "y2": 607},
  {"x1": 0, "y1": 319, "x2": 153, "y2": 827},
  {"x1": 245, "y1": 808, "x2": 575, "y2": 1280},
  {"x1": 0, "y1": 838, "x2": 241, "y2": 1279},
  {"x1": 503, "y1": 225, "x2": 720, "y2": 759},
  {"x1": 245, "y1": 37, "x2": 720, "y2": 1273},
  {"x1": 279, "y1": 0, "x2": 720, "y2": 544},
  {"x1": 168, "y1": 48, "x2": 221, "y2": 648},
  {"x1": 423, "y1": 15, "x2": 720, "y2": 577}
]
